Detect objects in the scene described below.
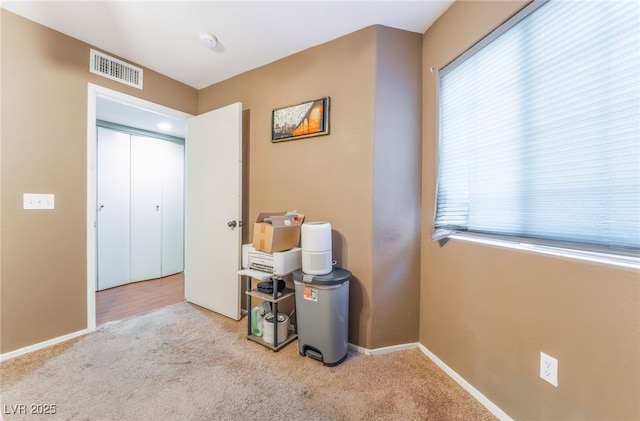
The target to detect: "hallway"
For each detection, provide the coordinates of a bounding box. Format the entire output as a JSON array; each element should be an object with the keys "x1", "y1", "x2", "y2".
[{"x1": 96, "y1": 273, "x2": 184, "y2": 326}]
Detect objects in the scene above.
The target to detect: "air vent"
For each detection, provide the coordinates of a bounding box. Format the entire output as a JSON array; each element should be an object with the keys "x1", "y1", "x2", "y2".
[{"x1": 90, "y1": 49, "x2": 143, "y2": 89}]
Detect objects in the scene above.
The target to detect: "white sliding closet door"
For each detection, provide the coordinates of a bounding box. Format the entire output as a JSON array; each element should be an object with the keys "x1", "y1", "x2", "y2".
[
  {"x1": 97, "y1": 127, "x2": 131, "y2": 291},
  {"x1": 96, "y1": 127, "x2": 185, "y2": 291},
  {"x1": 130, "y1": 135, "x2": 163, "y2": 282},
  {"x1": 161, "y1": 140, "x2": 185, "y2": 276}
]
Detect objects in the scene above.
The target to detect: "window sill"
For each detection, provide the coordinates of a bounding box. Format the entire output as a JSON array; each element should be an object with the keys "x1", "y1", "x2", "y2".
[{"x1": 444, "y1": 232, "x2": 640, "y2": 270}]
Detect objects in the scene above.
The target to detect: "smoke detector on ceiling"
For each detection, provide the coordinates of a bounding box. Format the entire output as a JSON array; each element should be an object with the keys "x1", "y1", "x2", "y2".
[{"x1": 199, "y1": 33, "x2": 218, "y2": 50}]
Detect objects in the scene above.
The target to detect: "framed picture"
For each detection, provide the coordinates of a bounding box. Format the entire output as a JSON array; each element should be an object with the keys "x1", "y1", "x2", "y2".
[{"x1": 271, "y1": 97, "x2": 330, "y2": 142}]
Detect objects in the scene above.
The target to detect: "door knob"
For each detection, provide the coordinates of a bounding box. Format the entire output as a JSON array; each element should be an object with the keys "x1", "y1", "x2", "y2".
[
  {"x1": 227, "y1": 220, "x2": 237, "y2": 229},
  {"x1": 99, "y1": 205, "x2": 104, "y2": 211}
]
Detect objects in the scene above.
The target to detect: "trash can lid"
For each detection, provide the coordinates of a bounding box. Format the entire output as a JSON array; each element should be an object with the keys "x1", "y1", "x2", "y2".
[{"x1": 292, "y1": 268, "x2": 351, "y2": 286}]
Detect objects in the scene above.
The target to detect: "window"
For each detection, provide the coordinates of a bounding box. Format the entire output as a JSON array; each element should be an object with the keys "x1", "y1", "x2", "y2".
[{"x1": 435, "y1": 0, "x2": 639, "y2": 259}]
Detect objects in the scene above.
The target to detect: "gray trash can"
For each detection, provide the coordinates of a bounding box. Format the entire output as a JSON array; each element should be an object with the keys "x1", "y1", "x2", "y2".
[{"x1": 293, "y1": 268, "x2": 351, "y2": 366}]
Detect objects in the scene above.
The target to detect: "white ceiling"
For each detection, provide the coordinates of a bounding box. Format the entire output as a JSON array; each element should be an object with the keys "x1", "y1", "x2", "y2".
[
  {"x1": 2, "y1": 0, "x2": 454, "y2": 138},
  {"x1": 2, "y1": 0, "x2": 453, "y2": 89},
  {"x1": 95, "y1": 94, "x2": 190, "y2": 138}
]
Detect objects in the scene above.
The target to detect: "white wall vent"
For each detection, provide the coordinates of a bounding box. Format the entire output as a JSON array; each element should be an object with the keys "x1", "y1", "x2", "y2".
[{"x1": 90, "y1": 49, "x2": 143, "y2": 89}]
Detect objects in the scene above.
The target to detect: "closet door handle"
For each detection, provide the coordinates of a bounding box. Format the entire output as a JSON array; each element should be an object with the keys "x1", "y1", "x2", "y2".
[
  {"x1": 99, "y1": 205, "x2": 104, "y2": 211},
  {"x1": 227, "y1": 220, "x2": 237, "y2": 229},
  {"x1": 156, "y1": 205, "x2": 160, "y2": 211}
]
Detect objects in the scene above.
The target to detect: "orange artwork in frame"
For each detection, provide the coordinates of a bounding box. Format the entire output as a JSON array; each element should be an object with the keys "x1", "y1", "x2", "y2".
[{"x1": 271, "y1": 97, "x2": 330, "y2": 142}]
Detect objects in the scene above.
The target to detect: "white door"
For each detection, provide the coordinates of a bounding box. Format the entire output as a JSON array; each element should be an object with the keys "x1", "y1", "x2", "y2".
[
  {"x1": 185, "y1": 102, "x2": 242, "y2": 320},
  {"x1": 130, "y1": 135, "x2": 163, "y2": 282},
  {"x1": 161, "y1": 140, "x2": 185, "y2": 276},
  {"x1": 97, "y1": 127, "x2": 131, "y2": 290},
  {"x1": 97, "y1": 129, "x2": 185, "y2": 291}
]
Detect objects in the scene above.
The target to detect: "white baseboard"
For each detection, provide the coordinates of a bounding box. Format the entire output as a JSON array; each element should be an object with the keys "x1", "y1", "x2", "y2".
[
  {"x1": 0, "y1": 329, "x2": 87, "y2": 363},
  {"x1": 349, "y1": 341, "x2": 418, "y2": 356},
  {"x1": 349, "y1": 341, "x2": 511, "y2": 421},
  {"x1": 417, "y1": 344, "x2": 513, "y2": 421}
]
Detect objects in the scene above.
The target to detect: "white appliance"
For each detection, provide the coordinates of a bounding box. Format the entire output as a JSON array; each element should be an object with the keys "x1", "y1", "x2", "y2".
[
  {"x1": 241, "y1": 244, "x2": 301, "y2": 276},
  {"x1": 301, "y1": 222, "x2": 332, "y2": 275}
]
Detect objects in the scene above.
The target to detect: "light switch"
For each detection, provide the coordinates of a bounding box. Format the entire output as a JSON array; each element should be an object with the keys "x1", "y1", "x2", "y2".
[{"x1": 23, "y1": 193, "x2": 55, "y2": 210}]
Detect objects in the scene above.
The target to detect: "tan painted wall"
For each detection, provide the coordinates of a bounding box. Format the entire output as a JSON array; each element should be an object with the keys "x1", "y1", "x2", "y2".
[
  {"x1": 421, "y1": 2, "x2": 640, "y2": 420},
  {"x1": 200, "y1": 25, "x2": 422, "y2": 348},
  {"x1": 371, "y1": 27, "x2": 422, "y2": 347},
  {"x1": 0, "y1": 10, "x2": 198, "y2": 353}
]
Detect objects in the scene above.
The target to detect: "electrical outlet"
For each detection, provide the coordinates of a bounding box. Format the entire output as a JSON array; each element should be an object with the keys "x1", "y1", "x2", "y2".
[{"x1": 540, "y1": 351, "x2": 558, "y2": 387}]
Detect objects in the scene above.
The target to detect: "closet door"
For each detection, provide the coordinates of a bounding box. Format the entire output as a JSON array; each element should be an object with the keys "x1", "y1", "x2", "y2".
[
  {"x1": 130, "y1": 135, "x2": 163, "y2": 282},
  {"x1": 161, "y1": 141, "x2": 185, "y2": 276},
  {"x1": 97, "y1": 127, "x2": 131, "y2": 290}
]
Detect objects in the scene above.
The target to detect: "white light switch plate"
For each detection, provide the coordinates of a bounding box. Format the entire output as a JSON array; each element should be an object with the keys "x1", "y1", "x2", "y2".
[{"x1": 23, "y1": 193, "x2": 55, "y2": 209}]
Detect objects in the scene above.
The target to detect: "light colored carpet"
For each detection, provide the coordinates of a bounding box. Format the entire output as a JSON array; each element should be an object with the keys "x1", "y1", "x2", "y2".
[{"x1": 0, "y1": 302, "x2": 496, "y2": 420}]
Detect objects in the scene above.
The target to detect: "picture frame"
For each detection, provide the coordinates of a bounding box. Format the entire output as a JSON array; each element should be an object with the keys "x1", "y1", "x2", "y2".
[{"x1": 271, "y1": 97, "x2": 330, "y2": 142}]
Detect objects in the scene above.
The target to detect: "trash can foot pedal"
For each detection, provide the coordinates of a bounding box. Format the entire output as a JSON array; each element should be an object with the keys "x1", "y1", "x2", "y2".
[{"x1": 304, "y1": 348, "x2": 323, "y2": 362}]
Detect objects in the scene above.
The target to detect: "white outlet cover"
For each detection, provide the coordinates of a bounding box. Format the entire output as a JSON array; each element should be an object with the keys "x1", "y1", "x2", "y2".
[
  {"x1": 23, "y1": 193, "x2": 55, "y2": 210},
  {"x1": 540, "y1": 351, "x2": 558, "y2": 387}
]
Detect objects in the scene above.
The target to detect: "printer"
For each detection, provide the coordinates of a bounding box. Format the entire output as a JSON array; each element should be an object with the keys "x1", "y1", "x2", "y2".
[{"x1": 241, "y1": 244, "x2": 302, "y2": 276}]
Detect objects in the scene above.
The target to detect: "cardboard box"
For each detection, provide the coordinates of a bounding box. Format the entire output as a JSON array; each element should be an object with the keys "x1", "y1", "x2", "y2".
[{"x1": 252, "y1": 212, "x2": 305, "y2": 253}]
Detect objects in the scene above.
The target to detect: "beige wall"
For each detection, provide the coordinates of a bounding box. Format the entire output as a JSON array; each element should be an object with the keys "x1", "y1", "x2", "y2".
[
  {"x1": 199, "y1": 25, "x2": 422, "y2": 348},
  {"x1": 371, "y1": 27, "x2": 422, "y2": 347},
  {"x1": 421, "y1": 2, "x2": 640, "y2": 420},
  {"x1": 0, "y1": 10, "x2": 198, "y2": 353}
]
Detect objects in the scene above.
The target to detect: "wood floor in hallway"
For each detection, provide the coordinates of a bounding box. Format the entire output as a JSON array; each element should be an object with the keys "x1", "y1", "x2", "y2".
[{"x1": 96, "y1": 273, "x2": 185, "y2": 326}]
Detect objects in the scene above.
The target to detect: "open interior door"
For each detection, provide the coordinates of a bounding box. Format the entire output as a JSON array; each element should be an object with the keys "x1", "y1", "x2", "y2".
[{"x1": 185, "y1": 102, "x2": 242, "y2": 320}]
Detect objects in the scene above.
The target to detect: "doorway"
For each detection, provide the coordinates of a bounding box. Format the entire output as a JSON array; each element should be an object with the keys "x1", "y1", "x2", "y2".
[
  {"x1": 96, "y1": 273, "x2": 185, "y2": 326},
  {"x1": 87, "y1": 84, "x2": 193, "y2": 331}
]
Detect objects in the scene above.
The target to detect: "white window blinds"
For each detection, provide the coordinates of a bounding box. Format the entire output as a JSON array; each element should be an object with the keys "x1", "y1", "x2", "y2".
[{"x1": 435, "y1": 0, "x2": 640, "y2": 252}]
